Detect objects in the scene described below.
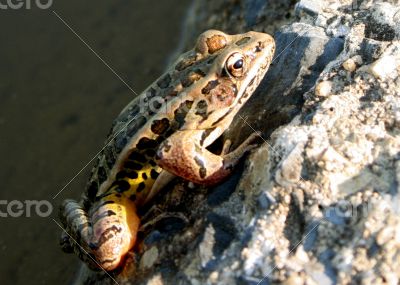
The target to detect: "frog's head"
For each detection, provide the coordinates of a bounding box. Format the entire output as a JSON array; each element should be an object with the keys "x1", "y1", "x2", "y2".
[{"x1": 175, "y1": 29, "x2": 275, "y2": 130}]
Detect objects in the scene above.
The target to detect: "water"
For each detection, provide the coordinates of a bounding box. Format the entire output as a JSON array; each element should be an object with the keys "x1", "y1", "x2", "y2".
[{"x1": 0, "y1": 0, "x2": 192, "y2": 284}]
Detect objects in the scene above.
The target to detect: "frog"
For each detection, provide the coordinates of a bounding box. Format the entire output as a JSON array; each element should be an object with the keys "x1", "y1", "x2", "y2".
[{"x1": 59, "y1": 29, "x2": 275, "y2": 271}]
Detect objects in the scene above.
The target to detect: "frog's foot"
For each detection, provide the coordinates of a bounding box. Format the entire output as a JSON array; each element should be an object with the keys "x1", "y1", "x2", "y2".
[
  {"x1": 221, "y1": 139, "x2": 232, "y2": 155},
  {"x1": 221, "y1": 132, "x2": 259, "y2": 167}
]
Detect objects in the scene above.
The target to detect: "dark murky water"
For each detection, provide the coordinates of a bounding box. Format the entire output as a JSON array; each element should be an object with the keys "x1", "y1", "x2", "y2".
[{"x1": 0, "y1": 1, "x2": 192, "y2": 284}]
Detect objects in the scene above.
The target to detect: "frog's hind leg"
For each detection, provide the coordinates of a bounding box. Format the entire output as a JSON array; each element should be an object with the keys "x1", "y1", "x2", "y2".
[
  {"x1": 60, "y1": 193, "x2": 140, "y2": 271},
  {"x1": 88, "y1": 192, "x2": 140, "y2": 271}
]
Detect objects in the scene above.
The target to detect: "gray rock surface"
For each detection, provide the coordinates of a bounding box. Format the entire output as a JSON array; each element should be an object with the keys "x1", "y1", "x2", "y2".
[{"x1": 74, "y1": 0, "x2": 400, "y2": 284}]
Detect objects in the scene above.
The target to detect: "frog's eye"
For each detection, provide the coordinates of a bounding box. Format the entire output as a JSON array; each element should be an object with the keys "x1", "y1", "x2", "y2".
[{"x1": 225, "y1": 52, "x2": 245, "y2": 77}]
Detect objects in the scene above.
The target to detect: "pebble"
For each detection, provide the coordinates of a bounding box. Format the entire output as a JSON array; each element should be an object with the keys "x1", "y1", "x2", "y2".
[
  {"x1": 315, "y1": 81, "x2": 332, "y2": 97},
  {"x1": 343, "y1": 58, "x2": 357, "y2": 72},
  {"x1": 140, "y1": 246, "x2": 159, "y2": 269},
  {"x1": 209, "y1": 271, "x2": 219, "y2": 283}
]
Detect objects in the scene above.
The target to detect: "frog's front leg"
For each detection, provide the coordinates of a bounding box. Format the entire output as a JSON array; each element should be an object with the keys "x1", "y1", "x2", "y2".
[
  {"x1": 60, "y1": 193, "x2": 140, "y2": 271},
  {"x1": 156, "y1": 129, "x2": 258, "y2": 185}
]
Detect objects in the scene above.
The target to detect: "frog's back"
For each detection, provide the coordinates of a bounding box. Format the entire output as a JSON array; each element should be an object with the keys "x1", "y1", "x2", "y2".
[{"x1": 82, "y1": 34, "x2": 224, "y2": 204}]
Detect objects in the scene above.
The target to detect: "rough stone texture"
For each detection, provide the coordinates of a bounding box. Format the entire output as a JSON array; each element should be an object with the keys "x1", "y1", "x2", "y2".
[
  {"x1": 74, "y1": 0, "x2": 400, "y2": 284},
  {"x1": 176, "y1": 0, "x2": 295, "y2": 52}
]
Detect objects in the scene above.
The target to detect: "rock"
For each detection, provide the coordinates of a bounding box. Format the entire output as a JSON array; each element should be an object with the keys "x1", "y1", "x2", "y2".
[
  {"x1": 175, "y1": 0, "x2": 295, "y2": 52},
  {"x1": 140, "y1": 247, "x2": 159, "y2": 270},
  {"x1": 366, "y1": 2, "x2": 400, "y2": 41},
  {"x1": 294, "y1": 0, "x2": 323, "y2": 17},
  {"x1": 73, "y1": 1, "x2": 400, "y2": 284},
  {"x1": 225, "y1": 22, "x2": 344, "y2": 143},
  {"x1": 342, "y1": 58, "x2": 357, "y2": 72},
  {"x1": 369, "y1": 55, "x2": 399, "y2": 79},
  {"x1": 315, "y1": 81, "x2": 332, "y2": 97}
]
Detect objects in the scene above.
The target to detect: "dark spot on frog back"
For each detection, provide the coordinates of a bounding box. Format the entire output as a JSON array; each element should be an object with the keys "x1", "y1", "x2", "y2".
[
  {"x1": 150, "y1": 169, "x2": 159, "y2": 180},
  {"x1": 142, "y1": 87, "x2": 157, "y2": 103},
  {"x1": 157, "y1": 74, "x2": 172, "y2": 89},
  {"x1": 126, "y1": 116, "x2": 147, "y2": 137},
  {"x1": 117, "y1": 170, "x2": 138, "y2": 180},
  {"x1": 175, "y1": 54, "x2": 197, "y2": 71},
  {"x1": 97, "y1": 166, "x2": 107, "y2": 184},
  {"x1": 115, "y1": 136, "x2": 128, "y2": 154},
  {"x1": 118, "y1": 104, "x2": 140, "y2": 121},
  {"x1": 86, "y1": 181, "x2": 99, "y2": 202},
  {"x1": 158, "y1": 86, "x2": 178, "y2": 100},
  {"x1": 201, "y1": 80, "x2": 219, "y2": 94},
  {"x1": 137, "y1": 182, "x2": 146, "y2": 193},
  {"x1": 151, "y1": 118, "x2": 170, "y2": 135},
  {"x1": 247, "y1": 76, "x2": 256, "y2": 88},
  {"x1": 124, "y1": 160, "x2": 143, "y2": 171},
  {"x1": 145, "y1": 148, "x2": 156, "y2": 158},
  {"x1": 128, "y1": 151, "x2": 147, "y2": 163},
  {"x1": 113, "y1": 180, "x2": 131, "y2": 192},
  {"x1": 181, "y1": 69, "x2": 206, "y2": 87},
  {"x1": 137, "y1": 137, "x2": 158, "y2": 150},
  {"x1": 195, "y1": 100, "x2": 208, "y2": 120},
  {"x1": 104, "y1": 145, "x2": 117, "y2": 169},
  {"x1": 174, "y1": 100, "x2": 194, "y2": 127}
]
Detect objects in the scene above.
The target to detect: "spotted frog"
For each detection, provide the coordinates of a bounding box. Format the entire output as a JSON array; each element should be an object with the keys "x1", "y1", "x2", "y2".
[{"x1": 60, "y1": 30, "x2": 275, "y2": 271}]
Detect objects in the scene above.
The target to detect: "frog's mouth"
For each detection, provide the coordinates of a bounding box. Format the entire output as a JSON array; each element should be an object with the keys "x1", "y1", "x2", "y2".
[{"x1": 236, "y1": 36, "x2": 275, "y2": 105}]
